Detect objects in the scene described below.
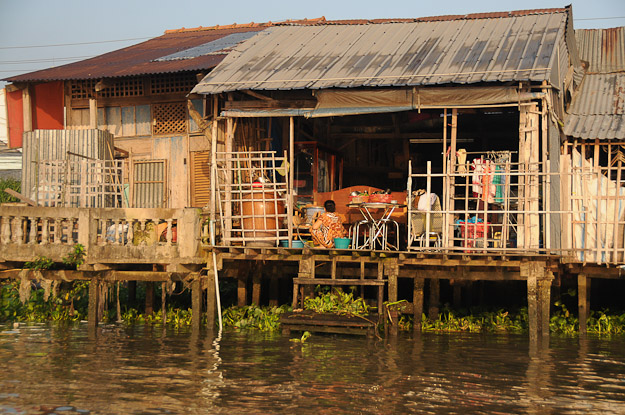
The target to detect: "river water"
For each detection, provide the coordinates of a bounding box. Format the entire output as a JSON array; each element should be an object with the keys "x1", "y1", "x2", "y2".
[{"x1": 1, "y1": 323, "x2": 624, "y2": 414}]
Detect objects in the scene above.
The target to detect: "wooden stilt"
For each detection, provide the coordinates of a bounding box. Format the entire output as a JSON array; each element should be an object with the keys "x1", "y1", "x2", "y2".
[
  {"x1": 539, "y1": 275, "x2": 552, "y2": 337},
  {"x1": 428, "y1": 279, "x2": 440, "y2": 320},
  {"x1": 161, "y1": 282, "x2": 167, "y2": 325},
  {"x1": 237, "y1": 276, "x2": 247, "y2": 307},
  {"x1": 145, "y1": 281, "x2": 154, "y2": 315},
  {"x1": 386, "y1": 259, "x2": 399, "y2": 336},
  {"x1": 252, "y1": 265, "x2": 262, "y2": 305},
  {"x1": 88, "y1": 279, "x2": 99, "y2": 328},
  {"x1": 413, "y1": 275, "x2": 424, "y2": 333},
  {"x1": 192, "y1": 278, "x2": 202, "y2": 331},
  {"x1": 578, "y1": 274, "x2": 590, "y2": 335},
  {"x1": 293, "y1": 257, "x2": 314, "y2": 309},
  {"x1": 206, "y1": 271, "x2": 216, "y2": 329}
]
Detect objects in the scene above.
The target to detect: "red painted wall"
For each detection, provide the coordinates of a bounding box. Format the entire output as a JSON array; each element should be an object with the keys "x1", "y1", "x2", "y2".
[
  {"x1": 6, "y1": 89, "x2": 23, "y2": 148},
  {"x1": 33, "y1": 81, "x2": 64, "y2": 130}
]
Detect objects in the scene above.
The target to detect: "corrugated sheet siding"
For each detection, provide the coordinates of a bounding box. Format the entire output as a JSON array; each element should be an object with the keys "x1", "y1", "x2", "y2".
[
  {"x1": 192, "y1": 13, "x2": 568, "y2": 94},
  {"x1": 576, "y1": 27, "x2": 625, "y2": 73},
  {"x1": 21, "y1": 129, "x2": 113, "y2": 200},
  {"x1": 133, "y1": 160, "x2": 166, "y2": 208}
]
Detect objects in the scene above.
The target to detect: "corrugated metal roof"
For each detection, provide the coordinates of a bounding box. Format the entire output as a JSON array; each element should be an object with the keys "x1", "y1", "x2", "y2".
[
  {"x1": 4, "y1": 27, "x2": 267, "y2": 82},
  {"x1": 576, "y1": 27, "x2": 625, "y2": 73},
  {"x1": 154, "y1": 32, "x2": 259, "y2": 61},
  {"x1": 564, "y1": 73, "x2": 625, "y2": 139},
  {"x1": 192, "y1": 11, "x2": 569, "y2": 94}
]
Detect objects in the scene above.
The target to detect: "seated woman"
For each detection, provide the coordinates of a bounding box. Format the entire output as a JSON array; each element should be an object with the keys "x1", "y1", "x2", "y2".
[{"x1": 310, "y1": 200, "x2": 347, "y2": 248}]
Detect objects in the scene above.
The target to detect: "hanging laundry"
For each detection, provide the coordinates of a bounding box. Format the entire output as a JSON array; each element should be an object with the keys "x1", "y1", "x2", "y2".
[{"x1": 472, "y1": 158, "x2": 496, "y2": 203}]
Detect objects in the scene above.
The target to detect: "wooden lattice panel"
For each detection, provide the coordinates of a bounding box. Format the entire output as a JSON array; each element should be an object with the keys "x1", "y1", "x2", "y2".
[
  {"x1": 70, "y1": 80, "x2": 95, "y2": 99},
  {"x1": 153, "y1": 102, "x2": 187, "y2": 135},
  {"x1": 98, "y1": 78, "x2": 144, "y2": 98},
  {"x1": 150, "y1": 73, "x2": 197, "y2": 95}
]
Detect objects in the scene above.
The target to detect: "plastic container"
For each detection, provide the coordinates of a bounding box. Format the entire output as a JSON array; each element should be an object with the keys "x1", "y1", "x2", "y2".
[
  {"x1": 280, "y1": 239, "x2": 304, "y2": 248},
  {"x1": 334, "y1": 237, "x2": 351, "y2": 249}
]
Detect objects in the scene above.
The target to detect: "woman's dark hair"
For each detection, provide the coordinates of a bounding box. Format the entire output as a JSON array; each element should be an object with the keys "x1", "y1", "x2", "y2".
[{"x1": 324, "y1": 200, "x2": 336, "y2": 212}]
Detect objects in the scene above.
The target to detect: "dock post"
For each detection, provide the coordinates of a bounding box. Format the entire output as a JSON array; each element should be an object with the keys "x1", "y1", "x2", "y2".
[
  {"x1": 428, "y1": 279, "x2": 440, "y2": 320},
  {"x1": 386, "y1": 258, "x2": 399, "y2": 336},
  {"x1": 252, "y1": 264, "x2": 262, "y2": 305},
  {"x1": 269, "y1": 274, "x2": 279, "y2": 307},
  {"x1": 413, "y1": 274, "x2": 424, "y2": 333},
  {"x1": 526, "y1": 262, "x2": 550, "y2": 341},
  {"x1": 192, "y1": 277, "x2": 202, "y2": 331},
  {"x1": 206, "y1": 270, "x2": 216, "y2": 329},
  {"x1": 539, "y1": 272, "x2": 553, "y2": 337},
  {"x1": 237, "y1": 275, "x2": 247, "y2": 306},
  {"x1": 88, "y1": 279, "x2": 99, "y2": 328},
  {"x1": 578, "y1": 274, "x2": 590, "y2": 335},
  {"x1": 145, "y1": 282, "x2": 154, "y2": 315}
]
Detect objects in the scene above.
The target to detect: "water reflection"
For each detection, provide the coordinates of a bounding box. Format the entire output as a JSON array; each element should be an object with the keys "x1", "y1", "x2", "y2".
[{"x1": 1, "y1": 324, "x2": 624, "y2": 414}]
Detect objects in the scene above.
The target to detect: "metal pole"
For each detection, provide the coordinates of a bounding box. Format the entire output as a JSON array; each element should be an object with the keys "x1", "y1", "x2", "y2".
[{"x1": 210, "y1": 219, "x2": 223, "y2": 332}]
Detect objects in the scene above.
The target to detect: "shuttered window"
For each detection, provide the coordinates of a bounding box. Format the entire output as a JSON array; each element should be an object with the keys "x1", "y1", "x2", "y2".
[{"x1": 190, "y1": 151, "x2": 211, "y2": 207}]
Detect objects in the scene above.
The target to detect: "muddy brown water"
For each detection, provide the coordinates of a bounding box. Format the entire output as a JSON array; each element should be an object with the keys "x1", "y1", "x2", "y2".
[{"x1": 1, "y1": 323, "x2": 624, "y2": 414}]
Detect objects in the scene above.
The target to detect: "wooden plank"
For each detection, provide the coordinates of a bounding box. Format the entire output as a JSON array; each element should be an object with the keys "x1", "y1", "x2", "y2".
[
  {"x1": 293, "y1": 278, "x2": 386, "y2": 286},
  {"x1": 2, "y1": 188, "x2": 36, "y2": 206}
]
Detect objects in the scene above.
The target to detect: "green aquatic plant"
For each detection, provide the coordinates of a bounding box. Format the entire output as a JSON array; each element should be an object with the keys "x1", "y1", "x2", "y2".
[
  {"x1": 290, "y1": 331, "x2": 311, "y2": 343},
  {"x1": 0, "y1": 178, "x2": 21, "y2": 203},
  {"x1": 222, "y1": 304, "x2": 291, "y2": 331},
  {"x1": 303, "y1": 287, "x2": 370, "y2": 316}
]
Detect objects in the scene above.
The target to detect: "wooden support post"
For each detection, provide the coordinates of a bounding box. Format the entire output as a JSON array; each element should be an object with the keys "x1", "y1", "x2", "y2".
[
  {"x1": 89, "y1": 98, "x2": 98, "y2": 129},
  {"x1": 539, "y1": 275, "x2": 552, "y2": 337},
  {"x1": 206, "y1": 271, "x2": 216, "y2": 329},
  {"x1": 128, "y1": 281, "x2": 136, "y2": 306},
  {"x1": 161, "y1": 282, "x2": 167, "y2": 325},
  {"x1": 145, "y1": 282, "x2": 154, "y2": 315},
  {"x1": 386, "y1": 259, "x2": 399, "y2": 336},
  {"x1": 22, "y1": 86, "x2": 32, "y2": 133},
  {"x1": 252, "y1": 264, "x2": 262, "y2": 305},
  {"x1": 578, "y1": 274, "x2": 590, "y2": 335},
  {"x1": 413, "y1": 275, "x2": 424, "y2": 333},
  {"x1": 293, "y1": 257, "x2": 314, "y2": 309},
  {"x1": 88, "y1": 279, "x2": 99, "y2": 328},
  {"x1": 428, "y1": 279, "x2": 440, "y2": 320},
  {"x1": 237, "y1": 276, "x2": 247, "y2": 307},
  {"x1": 526, "y1": 262, "x2": 549, "y2": 341},
  {"x1": 192, "y1": 278, "x2": 202, "y2": 331}
]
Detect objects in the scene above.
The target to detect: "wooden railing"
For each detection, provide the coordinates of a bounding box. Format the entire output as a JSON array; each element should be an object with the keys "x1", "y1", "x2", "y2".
[{"x1": 0, "y1": 205, "x2": 204, "y2": 267}]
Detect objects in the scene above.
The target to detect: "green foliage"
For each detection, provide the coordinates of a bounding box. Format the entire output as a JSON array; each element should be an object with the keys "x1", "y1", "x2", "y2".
[
  {"x1": 24, "y1": 256, "x2": 54, "y2": 270},
  {"x1": 303, "y1": 287, "x2": 370, "y2": 316},
  {"x1": 290, "y1": 331, "x2": 311, "y2": 343},
  {"x1": 62, "y1": 244, "x2": 86, "y2": 270},
  {"x1": 0, "y1": 280, "x2": 89, "y2": 322},
  {"x1": 222, "y1": 304, "x2": 291, "y2": 331},
  {"x1": 0, "y1": 178, "x2": 21, "y2": 203}
]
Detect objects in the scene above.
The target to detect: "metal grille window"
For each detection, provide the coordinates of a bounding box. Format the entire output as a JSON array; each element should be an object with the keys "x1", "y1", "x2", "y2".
[
  {"x1": 132, "y1": 160, "x2": 167, "y2": 208},
  {"x1": 152, "y1": 102, "x2": 187, "y2": 135},
  {"x1": 150, "y1": 73, "x2": 197, "y2": 95}
]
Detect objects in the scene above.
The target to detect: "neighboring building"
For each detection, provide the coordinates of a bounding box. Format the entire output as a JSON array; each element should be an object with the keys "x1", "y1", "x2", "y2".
[
  {"x1": 2, "y1": 19, "x2": 325, "y2": 208},
  {"x1": 0, "y1": 88, "x2": 22, "y2": 180},
  {"x1": 562, "y1": 26, "x2": 625, "y2": 263}
]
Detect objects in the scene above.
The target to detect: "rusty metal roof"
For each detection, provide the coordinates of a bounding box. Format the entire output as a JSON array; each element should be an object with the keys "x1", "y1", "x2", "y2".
[
  {"x1": 192, "y1": 10, "x2": 570, "y2": 94},
  {"x1": 576, "y1": 27, "x2": 625, "y2": 73},
  {"x1": 564, "y1": 27, "x2": 625, "y2": 140},
  {"x1": 4, "y1": 26, "x2": 269, "y2": 83}
]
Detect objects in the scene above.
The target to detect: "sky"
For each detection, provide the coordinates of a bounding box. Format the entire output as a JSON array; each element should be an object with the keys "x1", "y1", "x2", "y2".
[{"x1": 0, "y1": 0, "x2": 624, "y2": 87}]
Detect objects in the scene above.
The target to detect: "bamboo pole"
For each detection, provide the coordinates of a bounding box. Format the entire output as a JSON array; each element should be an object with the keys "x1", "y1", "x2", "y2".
[{"x1": 288, "y1": 117, "x2": 295, "y2": 246}]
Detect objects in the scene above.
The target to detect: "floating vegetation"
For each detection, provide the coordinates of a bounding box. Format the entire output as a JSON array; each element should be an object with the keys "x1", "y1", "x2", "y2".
[
  {"x1": 222, "y1": 304, "x2": 291, "y2": 331},
  {"x1": 303, "y1": 287, "x2": 370, "y2": 317}
]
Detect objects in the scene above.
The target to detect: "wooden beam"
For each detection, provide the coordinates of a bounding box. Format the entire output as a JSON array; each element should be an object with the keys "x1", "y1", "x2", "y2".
[
  {"x1": 413, "y1": 275, "x2": 424, "y2": 333},
  {"x1": 224, "y1": 99, "x2": 316, "y2": 110},
  {"x1": 242, "y1": 90, "x2": 273, "y2": 101},
  {"x1": 2, "y1": 188, "x2": 37, "y2": 206}
]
